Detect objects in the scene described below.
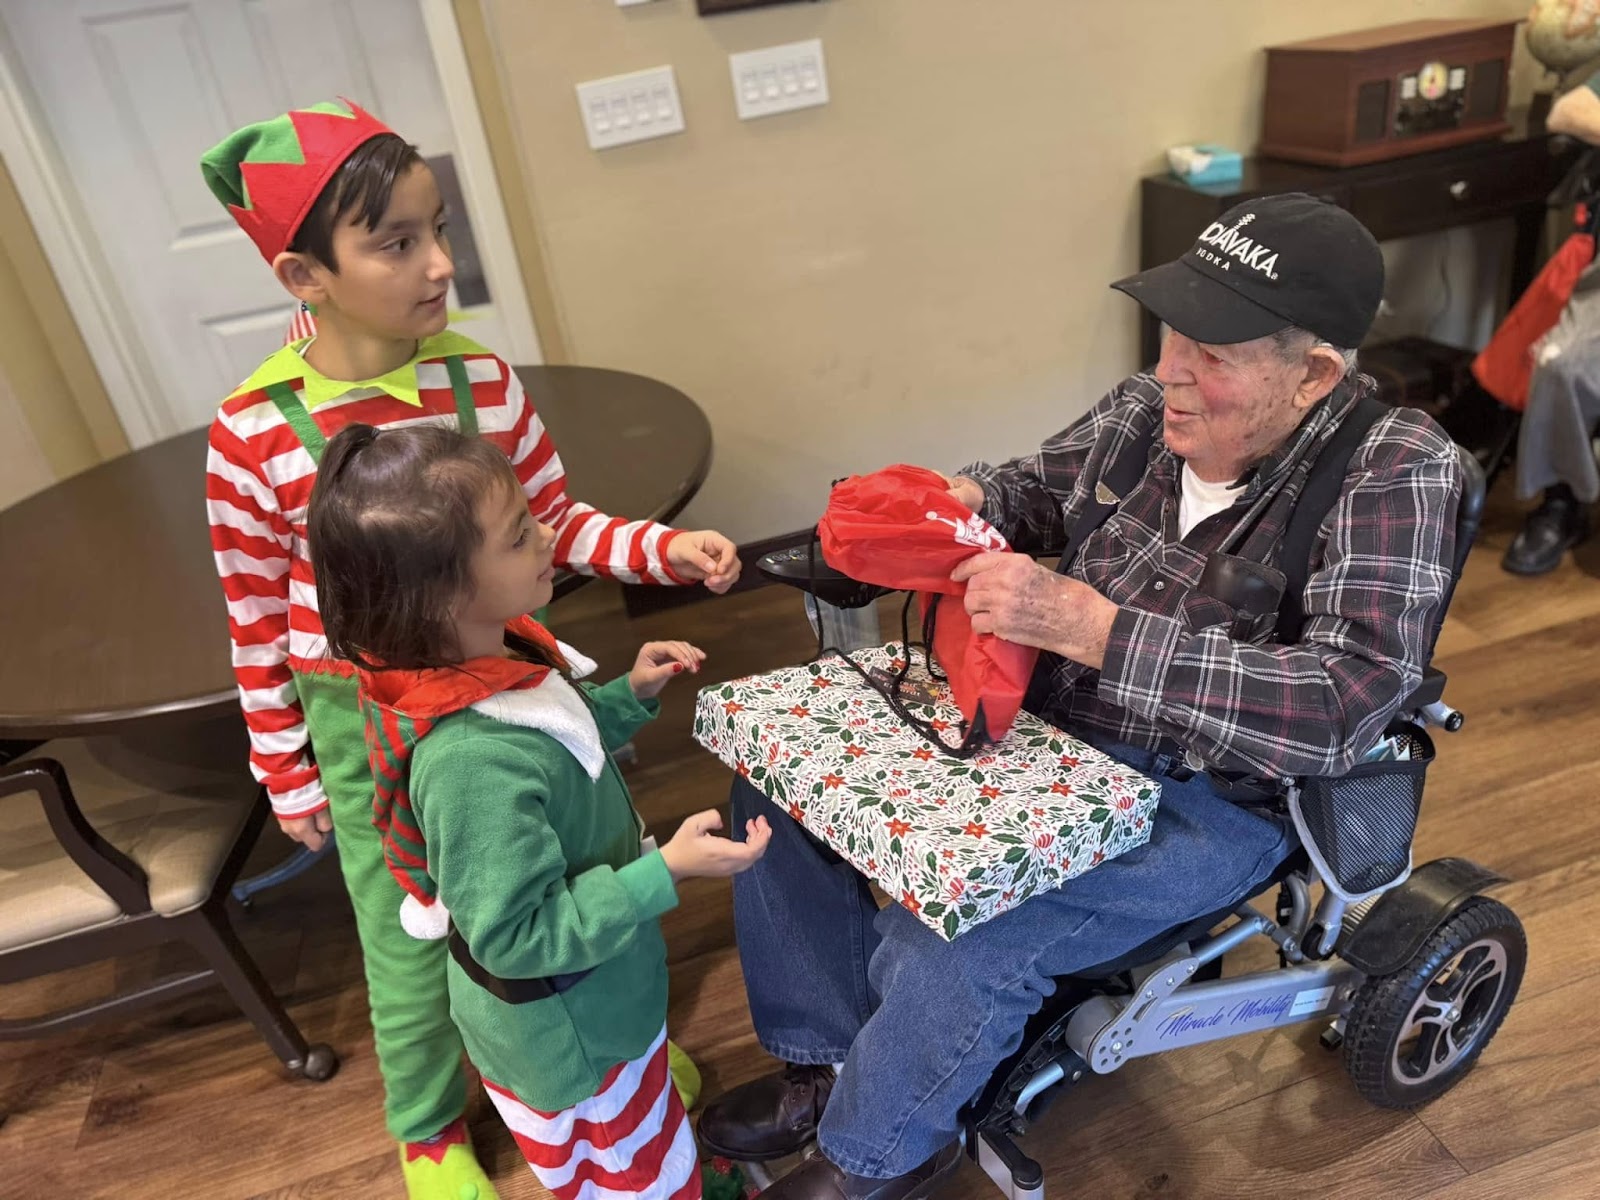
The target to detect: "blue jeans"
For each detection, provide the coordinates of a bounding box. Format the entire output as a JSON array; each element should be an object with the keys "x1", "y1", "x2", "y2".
[{"x1": 728, "y1": 740, "x2": 1294, "y2": 1178}]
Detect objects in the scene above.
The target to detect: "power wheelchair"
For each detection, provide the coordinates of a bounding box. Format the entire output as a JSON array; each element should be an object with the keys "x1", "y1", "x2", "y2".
[{"x1": 748, "y1": 442, "x2": 1521, "y2": 1199}]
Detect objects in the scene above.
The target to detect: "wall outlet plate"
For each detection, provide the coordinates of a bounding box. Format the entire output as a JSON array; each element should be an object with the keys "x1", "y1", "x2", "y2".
[
  {"x1": 729, "y1": 38, "x2": 828, "y2": 120},
  {"x1": 576, "y1": 65, "x2": 685, "y2": 150}
]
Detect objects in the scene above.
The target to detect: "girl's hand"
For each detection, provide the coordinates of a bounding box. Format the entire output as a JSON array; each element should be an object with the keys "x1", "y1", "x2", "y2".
[
  {"x1": 659, "y1": 809, "x2": 771, "y2": 882},
  {"x1": 666, "y1": 531, "x2": 742, "y2": 593},
  {"x1": 629, "y1": 641, "x2": 706, "y2": 699}
]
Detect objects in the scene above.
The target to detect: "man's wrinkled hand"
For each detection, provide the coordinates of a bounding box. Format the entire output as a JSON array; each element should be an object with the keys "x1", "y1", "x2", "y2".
[
  {"x1": 951, "y1": 553, "x2": 1119, "y2": 670},
  {"x1": 935, "y1": 471, "x2": 985, "y2": 513}
]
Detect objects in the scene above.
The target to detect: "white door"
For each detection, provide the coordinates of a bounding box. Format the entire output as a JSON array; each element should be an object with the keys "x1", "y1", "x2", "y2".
[{"x1": 0, "y1": 0, "x2": 538, "y2": 437}]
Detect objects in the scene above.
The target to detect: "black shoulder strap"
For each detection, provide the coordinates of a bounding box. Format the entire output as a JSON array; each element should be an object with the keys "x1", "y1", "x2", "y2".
[
  {"x1": 1274, "y1": 393, "x2": 1388, "y2": 644},
  {"x1": 1058, "y1": 392, "x2": 1386, "y2": 643},
  {"x1": 1058, "y1": 415, "x2": 1161, "y2": 574}
]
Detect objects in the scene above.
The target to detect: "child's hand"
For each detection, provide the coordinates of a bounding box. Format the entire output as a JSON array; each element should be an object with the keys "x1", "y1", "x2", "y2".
[
  {"x1": 666, "y1": 531, "x2": 742, "y2": 593},
  {"x1": 278, "y1": 810, "x2": 333, "y2": 851},
  {"x1": 659, "y1": 809, "x2": 771, "y2": 882},
  {"x1": 629, "y1": 641, "x2": 706, "y2": 699}
]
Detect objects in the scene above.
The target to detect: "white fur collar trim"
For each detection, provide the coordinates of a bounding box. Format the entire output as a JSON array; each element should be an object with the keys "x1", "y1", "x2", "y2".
[
  {"x1": 470, "y1": 669, "x2": 605, "y2": 779},
  {"x1": 556, "y1": 639, "x2": 597, "y2": 680}
]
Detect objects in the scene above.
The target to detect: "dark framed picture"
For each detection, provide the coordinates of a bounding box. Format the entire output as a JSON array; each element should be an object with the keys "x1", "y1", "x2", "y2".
[{"x1": 697, "y1": 0, "x2": 819, "y2": 14}]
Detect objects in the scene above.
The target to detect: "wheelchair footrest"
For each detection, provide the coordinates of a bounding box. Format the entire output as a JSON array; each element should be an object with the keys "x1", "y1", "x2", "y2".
[{"x1": 969, "y1": 1125, "x2": 1045, "y2": 1200}]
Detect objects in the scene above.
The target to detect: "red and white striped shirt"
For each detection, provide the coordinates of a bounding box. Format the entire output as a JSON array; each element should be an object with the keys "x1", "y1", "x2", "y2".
[{"x1": 206, "y1": 331, "x2": 686, "y2": 817}]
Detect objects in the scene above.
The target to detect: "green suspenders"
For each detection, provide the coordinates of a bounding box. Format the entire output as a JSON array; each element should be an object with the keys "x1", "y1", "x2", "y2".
[{"x1": 264, "y1": 355, "x2": 479, "y2": 464}]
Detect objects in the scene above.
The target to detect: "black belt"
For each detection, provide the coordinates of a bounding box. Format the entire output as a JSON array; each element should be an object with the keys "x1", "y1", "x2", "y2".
[
  {"x1": 447, "y1": 928, "x2": 591, "y2": 1004},
  {"x1": 1206, "y1": 771, "x2": 1285, "y2": 809},
  {"x1": 1151, "y1": 745, "x2": 1284, "y2": 809}
]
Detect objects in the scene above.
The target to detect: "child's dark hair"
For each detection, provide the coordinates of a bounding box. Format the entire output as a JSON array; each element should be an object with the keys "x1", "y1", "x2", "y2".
[
  {"x1": 309, "y1": 423, "x2": 547, "y2": 671},
  {"x1": 289, "y1": 133, "x2": 423, "y2": 270}
]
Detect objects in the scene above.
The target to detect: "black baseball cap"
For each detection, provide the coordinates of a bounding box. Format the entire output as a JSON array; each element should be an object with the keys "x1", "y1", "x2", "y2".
[{"x1": 1111, "y1": 192, "x2": 1384, "y2": 348}]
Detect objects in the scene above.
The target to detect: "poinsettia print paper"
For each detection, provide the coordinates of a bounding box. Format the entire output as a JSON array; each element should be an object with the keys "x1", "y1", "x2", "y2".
[{"x1": 693, "y1": 643, "x2": 1160, "y2": 940}]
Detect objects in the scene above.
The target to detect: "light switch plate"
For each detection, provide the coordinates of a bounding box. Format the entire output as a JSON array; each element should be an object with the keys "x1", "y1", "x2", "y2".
[
  {"x1": 575, "y1": 65, "x2": 685, "y2": 150},
  {"x1": 729, "y1": 38, "x2": 828, "y2": 120}
]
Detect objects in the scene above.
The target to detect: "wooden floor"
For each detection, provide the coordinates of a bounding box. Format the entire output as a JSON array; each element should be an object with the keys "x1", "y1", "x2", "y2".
[{"x1": 4, "y1": 488, "x2": 1600, "y2": 1199}]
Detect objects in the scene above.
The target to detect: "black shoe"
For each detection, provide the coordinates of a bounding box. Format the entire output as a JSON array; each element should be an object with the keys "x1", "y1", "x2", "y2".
[
  {"x1": 1503, "y1": 488, "x2": 1591, "y2": 576},
  {"x1": 757, "y1": 1143, "x2": 963, "y2": 1200},
  {"x1": 697, "y1": 1064, "x2": 836, "y2": 1162}
]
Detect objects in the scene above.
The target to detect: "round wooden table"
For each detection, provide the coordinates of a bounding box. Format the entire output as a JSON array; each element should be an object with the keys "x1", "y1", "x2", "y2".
[{"x1": 0, "y1": 366, "x2": 712, "y2": 740}]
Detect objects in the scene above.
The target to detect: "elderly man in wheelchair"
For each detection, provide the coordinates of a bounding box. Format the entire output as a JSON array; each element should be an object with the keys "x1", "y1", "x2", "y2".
[{"x1": 698, "y1": 193, "x2": 1522, "y2": 1200}]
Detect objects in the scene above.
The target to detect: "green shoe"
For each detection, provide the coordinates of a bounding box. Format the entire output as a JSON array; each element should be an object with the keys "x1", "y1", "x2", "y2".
[
  {"x1": 668, "y1": 1038, "x2": 702, "y2": 1111},
  {"x1": 399, "y1": 1120, "x2": 499, "y2": 1200}
]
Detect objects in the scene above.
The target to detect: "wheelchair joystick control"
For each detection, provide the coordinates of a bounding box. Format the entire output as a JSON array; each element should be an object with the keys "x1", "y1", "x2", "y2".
[
  {"x1": 757, "y1": 538, "x2": 888, "y2": 654},
  {"x1": 756, "y1": 539, "x2": 887, "y2": 609}
]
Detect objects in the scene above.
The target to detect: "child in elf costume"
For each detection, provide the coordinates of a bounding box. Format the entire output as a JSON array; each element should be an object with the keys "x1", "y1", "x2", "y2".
[
  {"x1": 200, "y1": 100, "x2": 740, "y2": 1200},
  {"x1": 307, "y1": 422, "x2": 771, "y2": 1197}
]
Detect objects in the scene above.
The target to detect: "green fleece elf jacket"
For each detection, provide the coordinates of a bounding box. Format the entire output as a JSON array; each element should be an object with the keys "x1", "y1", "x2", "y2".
[{"x1": 359, "y1": 618, "x2": 679, "y2": 1112}]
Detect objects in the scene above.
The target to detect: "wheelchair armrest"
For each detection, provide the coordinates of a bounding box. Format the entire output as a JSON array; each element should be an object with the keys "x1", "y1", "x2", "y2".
[
  {"x1": 0, "y1": 756, "x2": 153, "y2": 914},
  {"x1": 1401, "y1": 666, "x2": 1447, "y2": 712}
]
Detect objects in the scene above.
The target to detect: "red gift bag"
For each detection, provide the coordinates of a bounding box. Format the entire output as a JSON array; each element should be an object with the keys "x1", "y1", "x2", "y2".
[
  {"x1": 1472, "y1": 226, "x2": 1596, "y2": 413},
  {"x1": 817, "y1": 464, "x2": 1040, "y2": 749}
]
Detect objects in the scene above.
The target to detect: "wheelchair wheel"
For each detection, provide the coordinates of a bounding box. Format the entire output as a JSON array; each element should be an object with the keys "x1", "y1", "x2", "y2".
[{"x1": 1343, "y1": 897, "x2": 1525, "y2": 1110}]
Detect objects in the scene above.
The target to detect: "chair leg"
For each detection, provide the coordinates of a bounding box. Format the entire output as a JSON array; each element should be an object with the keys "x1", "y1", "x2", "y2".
[{"x1": 180, "y1": 902, "x2": 338, "y2": 1082}]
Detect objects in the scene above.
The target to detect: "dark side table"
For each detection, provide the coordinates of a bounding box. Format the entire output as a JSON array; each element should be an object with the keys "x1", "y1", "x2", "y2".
[{"x1": 1137, "y1": 110, "x2": 1584, "y2": 366}]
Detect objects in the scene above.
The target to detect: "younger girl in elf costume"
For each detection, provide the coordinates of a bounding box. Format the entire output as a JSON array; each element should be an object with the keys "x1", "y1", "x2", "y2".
[
  {"x1": 200, "y1": 100, "x2": 740, "y2": 1198},
  {"x1": 307, "y1": 422, "x2": 771, "y2": 1198}
]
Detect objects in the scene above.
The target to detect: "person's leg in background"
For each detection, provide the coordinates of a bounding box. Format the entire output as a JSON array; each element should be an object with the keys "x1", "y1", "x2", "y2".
[
  {"x1": 296, "y1": 670, "x2": 498, "y2": 1200},
  {"x1": 1504, "y1": 339, "x2": 1600, "y2": 574}
]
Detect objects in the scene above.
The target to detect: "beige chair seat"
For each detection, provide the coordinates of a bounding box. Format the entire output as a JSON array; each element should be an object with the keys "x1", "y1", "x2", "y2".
[{"x1": 0, "y1": 717, "x2": 259, "y2": 954}]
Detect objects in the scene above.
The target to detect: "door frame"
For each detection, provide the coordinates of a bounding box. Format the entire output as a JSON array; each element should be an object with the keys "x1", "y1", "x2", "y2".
[{"x1": 0, "y1": 0, "x2": 543, "y2": 449}]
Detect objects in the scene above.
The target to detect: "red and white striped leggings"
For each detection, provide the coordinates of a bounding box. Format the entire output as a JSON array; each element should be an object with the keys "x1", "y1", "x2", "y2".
[{"x1": 481, "y1": 1026, "x2": 701, "y2": 1200}]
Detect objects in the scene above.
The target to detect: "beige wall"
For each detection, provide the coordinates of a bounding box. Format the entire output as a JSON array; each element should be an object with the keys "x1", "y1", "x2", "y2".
[
  {"x1": 475, "y1": 0, "x2": 1541, "y2": 543},
  {"x1": 0, "y1": 154, "x2": 126, "y2": 506},
  {"x1": 0, "y1": 365, "x2": 52, "y2": 509}
]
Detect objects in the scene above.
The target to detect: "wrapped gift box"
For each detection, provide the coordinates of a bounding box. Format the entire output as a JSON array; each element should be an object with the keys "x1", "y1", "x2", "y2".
[{"x1": 693, "y1": 643, "x2": 1160, "y2": 940}]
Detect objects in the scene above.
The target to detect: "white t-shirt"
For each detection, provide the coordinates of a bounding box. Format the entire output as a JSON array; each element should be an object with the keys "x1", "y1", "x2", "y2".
[{"x1": 1178, "y1": 464, "x2": 1245, "y2": 539}]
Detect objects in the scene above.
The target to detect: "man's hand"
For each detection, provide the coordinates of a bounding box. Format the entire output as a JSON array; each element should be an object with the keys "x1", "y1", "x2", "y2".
[
  {"x1": 666, "y1": 531, "x2": 742, "y2": 593},
  {"x1": 278, "y1": 810, "x2": 333, "y2": 851},
  {"x1": 951, "y1": 553, "x2": 1120, "y2": 670},
  {"x1": 936, "y1": 472, "x2": 985, "y2": 513}
]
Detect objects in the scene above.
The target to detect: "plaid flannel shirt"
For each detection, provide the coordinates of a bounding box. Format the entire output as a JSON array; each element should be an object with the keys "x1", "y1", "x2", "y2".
[{"x1": 957, "y1": 371, "x2": 1463, "y2": 782}]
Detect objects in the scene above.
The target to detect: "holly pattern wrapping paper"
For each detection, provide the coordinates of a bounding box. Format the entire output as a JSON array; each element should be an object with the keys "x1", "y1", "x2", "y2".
[{"x1": 693, "y1": 643, "x2": 1160, "y2": 940}]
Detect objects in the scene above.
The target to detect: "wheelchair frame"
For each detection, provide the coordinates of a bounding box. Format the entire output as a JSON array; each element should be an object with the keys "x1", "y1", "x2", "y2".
[{"x1": 961, "y1": 806, "x2": 1509, "y2": 1200}]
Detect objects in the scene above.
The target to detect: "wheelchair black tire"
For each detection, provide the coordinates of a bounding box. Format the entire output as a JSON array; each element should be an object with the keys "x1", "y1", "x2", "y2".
[{"x1": 1342, "y1": 896, "x2": 1525, "y2": 1110}]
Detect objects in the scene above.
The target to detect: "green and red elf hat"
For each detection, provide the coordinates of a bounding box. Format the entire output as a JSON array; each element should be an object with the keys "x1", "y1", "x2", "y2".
[{"x1": 199, "y1": 98, "x2": 395, "y2": 262}]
